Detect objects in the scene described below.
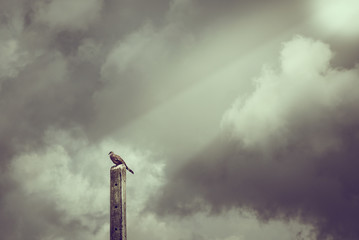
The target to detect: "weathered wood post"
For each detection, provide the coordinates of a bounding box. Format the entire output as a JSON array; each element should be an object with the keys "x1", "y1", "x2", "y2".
[{"x1": 110, "y1": 165, "x2": 127, "y2": 240}]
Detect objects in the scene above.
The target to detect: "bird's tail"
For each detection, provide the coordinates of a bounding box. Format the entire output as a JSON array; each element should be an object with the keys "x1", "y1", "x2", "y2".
[
  {"x1": 127, "y1": 167, "x2": 134, "y2": 174},
  {"x1": 123, "y1": 160, "x2": 134, "y2": 174}
]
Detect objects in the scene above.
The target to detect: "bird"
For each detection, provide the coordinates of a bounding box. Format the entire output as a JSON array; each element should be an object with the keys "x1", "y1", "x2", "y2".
[{"x1": 108, "y1": 151, "x2": 134, "y2": 174}]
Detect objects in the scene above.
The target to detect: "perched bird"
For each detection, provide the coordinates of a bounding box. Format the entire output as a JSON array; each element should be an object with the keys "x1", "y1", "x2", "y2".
[{"x1": 109, "y1": 151, "x2": 134, "y2": 174}]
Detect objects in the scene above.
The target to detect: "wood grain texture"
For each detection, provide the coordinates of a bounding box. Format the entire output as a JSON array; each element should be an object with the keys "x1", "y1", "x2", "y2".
[{"x1": 110, "y1": 165, "x2": 126, "y2": 240}]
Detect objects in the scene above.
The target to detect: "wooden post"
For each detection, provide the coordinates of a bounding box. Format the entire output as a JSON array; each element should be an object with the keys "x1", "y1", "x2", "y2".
[{"x1": 110, "y1": 165, "x2": 127, "y2": 240}]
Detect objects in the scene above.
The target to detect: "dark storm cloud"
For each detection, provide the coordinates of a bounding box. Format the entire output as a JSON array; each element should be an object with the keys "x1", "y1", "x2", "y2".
[
  {"x1": 1, "y1": 0, "x2": 358, "y2": 240},
  {"x1": 148, "y1": 37, "x2": 359, "y2": 240}
]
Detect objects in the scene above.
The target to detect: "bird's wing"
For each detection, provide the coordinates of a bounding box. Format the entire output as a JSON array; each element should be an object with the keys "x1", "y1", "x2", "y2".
[{"x1": 114, "y1": 154, "x2": 125, "y2": 163}]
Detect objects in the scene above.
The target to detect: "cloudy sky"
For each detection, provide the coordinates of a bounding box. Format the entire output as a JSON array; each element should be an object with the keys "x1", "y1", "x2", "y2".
[{"x1": 1, "y1": 0, "x2": 359, "y2": 239}]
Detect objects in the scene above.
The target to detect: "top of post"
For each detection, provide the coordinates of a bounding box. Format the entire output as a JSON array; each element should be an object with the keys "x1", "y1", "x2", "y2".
[{"x1": 111, "y1": 164, "x2": 126, "y2": 171}]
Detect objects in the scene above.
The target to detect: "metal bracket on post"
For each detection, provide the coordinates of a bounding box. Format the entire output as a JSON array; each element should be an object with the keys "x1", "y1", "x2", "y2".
[{"x1": 110, "y1": 165, "x2": 127, "y2": 240}]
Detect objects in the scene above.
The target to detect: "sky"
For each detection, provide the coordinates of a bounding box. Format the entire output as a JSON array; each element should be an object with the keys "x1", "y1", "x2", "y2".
[{"x1": 1, "y1": 0, "x2": 359, "y2": 240}]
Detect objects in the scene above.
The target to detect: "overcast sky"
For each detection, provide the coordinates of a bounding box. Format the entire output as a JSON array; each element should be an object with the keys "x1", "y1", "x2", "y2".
[{"x1": 1, "y1": 0, "x2": 359, "y2": 240}]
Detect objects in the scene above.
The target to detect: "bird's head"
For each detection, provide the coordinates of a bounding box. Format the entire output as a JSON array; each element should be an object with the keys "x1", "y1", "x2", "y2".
[{"x1": 108, "y1": 151, "x2": 114, "y2": 155}]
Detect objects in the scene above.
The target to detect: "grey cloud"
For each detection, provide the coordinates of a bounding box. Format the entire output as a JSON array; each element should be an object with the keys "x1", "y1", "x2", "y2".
[
  {"x1": 90, "y1": 0, "x2": 303, "y2": 140},
  {"x1": 0, "y1": 40, "x2": 29, "y2": 80},
  {"x1": 148, "y1": 37, "x2": 359, "y2": 240},
  {"x1": 1, "y1": 0, "x2": 358, "y2": 240},
  {"x1": 34, "y1": 0, "x2": 103, "y2": 31}
]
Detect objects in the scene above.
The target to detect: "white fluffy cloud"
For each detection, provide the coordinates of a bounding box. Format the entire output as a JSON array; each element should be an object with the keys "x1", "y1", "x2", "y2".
[
  {"x1": 221, "y1": 36, "x2": 359, "y2": 151},
  {"x1": 9, "y1": 128, "x2": 164, "y2": 240},
  {"x1": 11, "y1": 129, "x2": 106, "y2": 223}
]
